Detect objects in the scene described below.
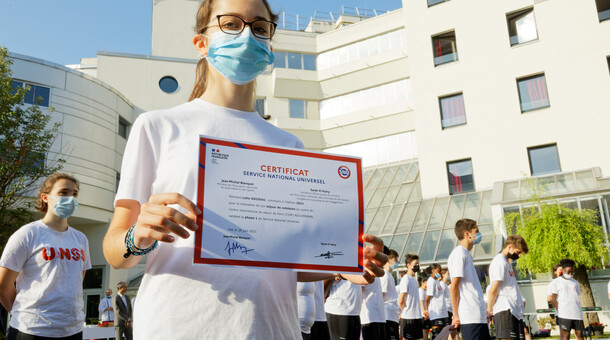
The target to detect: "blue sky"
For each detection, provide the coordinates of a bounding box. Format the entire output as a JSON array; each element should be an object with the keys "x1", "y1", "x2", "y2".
[{"x1": 0, "y1": 0, "x2": 402, "y2": 66}]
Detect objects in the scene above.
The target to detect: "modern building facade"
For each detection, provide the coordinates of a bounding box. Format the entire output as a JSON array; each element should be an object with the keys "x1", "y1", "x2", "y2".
[{"x1": 8, "y1": 0, "x2": 610, "y2": 328}]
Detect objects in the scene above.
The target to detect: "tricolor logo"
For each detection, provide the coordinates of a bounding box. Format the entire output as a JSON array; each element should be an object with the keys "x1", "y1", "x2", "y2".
[{"x1": 338, "y1": 166, "x2": 351, "y2": 179}]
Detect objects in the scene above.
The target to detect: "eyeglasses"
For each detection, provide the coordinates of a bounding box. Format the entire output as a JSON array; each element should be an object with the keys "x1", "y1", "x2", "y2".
[{"x1": 204, "y1": 15, "x2": 277, "y2": 40}]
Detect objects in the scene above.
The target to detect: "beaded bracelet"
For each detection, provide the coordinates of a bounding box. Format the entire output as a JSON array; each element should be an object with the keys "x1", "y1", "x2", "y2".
[{"x1": 123, "y1": 223, "x2": 158, "y2": 258}]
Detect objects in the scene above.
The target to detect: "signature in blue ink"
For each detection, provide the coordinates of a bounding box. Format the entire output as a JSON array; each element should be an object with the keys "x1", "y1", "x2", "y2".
[
  {"x1": 225, "y1": 241, "x2": 254, "y2": 256},
  {"x1": 316, "y1": 251, "x2": 344, "y2": 259}
]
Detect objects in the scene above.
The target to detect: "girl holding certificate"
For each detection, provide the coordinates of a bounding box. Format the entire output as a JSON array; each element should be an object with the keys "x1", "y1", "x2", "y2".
[{"x1": 102, "y1": 0, "x2": 387, "y2": 338}]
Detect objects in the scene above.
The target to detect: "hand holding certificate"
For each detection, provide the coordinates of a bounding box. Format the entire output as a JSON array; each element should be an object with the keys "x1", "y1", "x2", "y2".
[{"x1": 194, "y1": 136, "x2": 367, "y2": 274}]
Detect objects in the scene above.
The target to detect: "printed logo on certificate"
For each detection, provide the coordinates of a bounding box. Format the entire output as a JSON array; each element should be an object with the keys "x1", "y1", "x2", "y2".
[{"x1": 194, "y1": 136, "x2": 365, "y2": 274}]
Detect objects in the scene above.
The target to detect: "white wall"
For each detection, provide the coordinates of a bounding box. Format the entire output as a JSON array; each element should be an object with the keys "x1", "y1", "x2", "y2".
[{"x1": 403, "y1": 0, "x2": 610, "y2": 198}]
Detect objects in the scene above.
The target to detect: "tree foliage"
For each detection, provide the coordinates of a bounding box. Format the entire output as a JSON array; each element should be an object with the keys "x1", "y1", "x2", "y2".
[{"x1": 0, "y1": 47, "x2": 64, "y2": 252}]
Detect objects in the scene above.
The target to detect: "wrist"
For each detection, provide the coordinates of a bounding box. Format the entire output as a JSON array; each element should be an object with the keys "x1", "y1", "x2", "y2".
[{"x1": 123, "y1": 224, "x2": 158, "y2": 258}]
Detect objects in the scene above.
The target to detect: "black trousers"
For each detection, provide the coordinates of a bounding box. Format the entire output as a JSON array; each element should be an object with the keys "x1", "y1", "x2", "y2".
[
  {"x1": 116, "y1": 324, "x2": 133, "y2": 340},
  {"x1": 311, "y1": 321, "x2": 331, "y2": 340},
  {"x1": 362, "y1": 322, "x2": 387, "y2": 340},
  {"x1": 326, "y1": 313, "x2": 361, "y2": 340},
  {"x1": 7, "y1": 327, "x2": 82, "y2": 340}
]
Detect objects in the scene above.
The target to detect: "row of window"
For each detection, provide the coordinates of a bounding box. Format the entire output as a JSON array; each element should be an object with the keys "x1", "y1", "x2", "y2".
[
  {"x1": 11, "y1": 81, "x2": 51, "y2": 107},
  {"x1": 317, "y1": 29, "x2": 407, "y2": 71},
  {"x1": 447, "y1": 144, "x2": 560, "y2": 195},
  {"x1": 274, "y1": 52, "x2": 316, "y2": 71},
  {"x1": 440, "y1": 73, "x2": 549, "y2": 129}
]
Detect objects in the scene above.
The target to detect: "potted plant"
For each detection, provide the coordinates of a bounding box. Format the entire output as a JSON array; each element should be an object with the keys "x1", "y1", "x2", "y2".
[
  {"x1": 590, "y1": 322, "x2": 606, "y2": 336},
  {"x1": 536, "y1": 315, "x2": 556, "y2": 333}
]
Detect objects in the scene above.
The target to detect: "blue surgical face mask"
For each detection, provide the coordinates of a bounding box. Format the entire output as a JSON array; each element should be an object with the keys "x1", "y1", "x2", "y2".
[
  {"x1": 435, "y1": 273, "x2": 441, "y2": 279},
  {"x1": 391, "y1": 262, "x2": 398, "y2": 270},
  {"x1": 204, "y1": 28, "x2": 274, "y2": 85},
  {"x1": 50, "y1": 196, "x2": 79, "y2": 219},
  {"x1": 473, "y1": 232, "x2": 482, "y2": 245}
]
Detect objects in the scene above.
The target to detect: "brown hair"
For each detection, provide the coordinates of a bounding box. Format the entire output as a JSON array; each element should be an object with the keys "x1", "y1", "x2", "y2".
[
  {"x1": 454, "y1": 218, "x2": 478, "y2": 240},
  {"x1": 503, "y1": 235, "x2": 529, "y2": 254},
  {"x1": 189, "y1": 0, "x2": 279, "y2": 101},
  {"x1": 388, "y1": 249, "x2": 399, "y2": 259},
  {"x1": 35, "y1": 173, "x2": 79, "y2": 213},
  {"x1": 440, "y1": 268, "x2": 448, "y2": 275},
  {"x1": 404, "y1": 253, "x2": 419, "y2": 266}
]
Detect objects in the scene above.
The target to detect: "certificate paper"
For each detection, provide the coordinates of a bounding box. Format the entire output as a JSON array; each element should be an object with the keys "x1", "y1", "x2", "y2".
[{"x1": 193, "y1": 136, "x2": 364, "y2": 274}]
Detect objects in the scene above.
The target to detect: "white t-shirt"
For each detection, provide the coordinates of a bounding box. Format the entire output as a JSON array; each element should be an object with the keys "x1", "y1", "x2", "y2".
[
  {"x1": 0, "y1": 220, "x2": 91, "y2": 337},
  {"x1": 325, "y1": 279, "x2": 362, "y2": 316},
  {"x1": 297, "y1": 282, "x2": 316, "y2": 334},
  {"x1": 380, "y1": 269, "x2": 400, "y2": 323},
  {"x1": 115, "y1": 100, "x2": 304, "y2": 339},
  {"x1": 550, "y1": 277, "x2": 582, "y2": 320},
  {"x1": 98, "y1": 297, "x2": 114, "y2": 322},
  {"x1": 426, "y1": 277, "x2": 448, "y2": 320},
  {"x1": 314, "y1": 280, "x2": 327, "y2": 322},
  {"x1": 547, "y1": 278, "x2": 558, "y2": 297},
  {"x1": 442, "y1": 281, "x2": 452, "y2": 312},
  {"x1": 360, "y1": 278, "x2": 386, "y2": 324},
  {"x1": 419, "y1": 288, "x2": 426, "y2": 318},
  {"x1": 489, "y1": 253, "x2": 524, "y2": 319},
  {"x1": 447, "y1": 245, "x2": 487, "y2": 324},
  {"x1": 399, "y1": 275, "x2": 421, "y2": 319}
]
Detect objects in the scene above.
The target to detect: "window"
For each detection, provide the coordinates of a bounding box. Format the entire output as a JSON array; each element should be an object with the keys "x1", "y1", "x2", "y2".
[
  {"x1": 159, "y1": 76, "x2": 179, "y2": 94},
  {"x1": 432, "y1": 31, "x2": 458, "y2": 66},
  {"x1": 255, "y1": 98, "x2": 266, "y2": 117},
  {"x1": 118, "y1": 116, "x2": 129, "y2": 139},
  {"x1": 116, "y1": 172, "x2": 121, "y2": 193},
  {"x1": 83, "y1": 267, "x2": 103, "y2": 289},
  {"x1": 528, "y1": 144, "x2": 560, "y2": 176},
  {"x1": 274, "y1": 52, "x2": 316, "y2": 71},
  {"x1": 447, "y1": 159, "x2": 475, "y2": 195},
  {"x1": 289, "y1": 99, "x2": 307, "y2": 119},
  {"x1": 439, "y1": 93, "x2": 466, "y2": 128},
  {"x1": 507, "y1": 8, "x2": 538, "y2": 46},
  {"x1": 11, "y1": 80, "x2": 50, "y2": 107},
  {"x1": 596, "y1": 0, "x2": 610, "y2": 21},
  {"x1": 428, "y1": 0, "x2": 448, "y2": 6},
  {"x1": 517, "y1": 74, "x2": 550, "y2": 112}
]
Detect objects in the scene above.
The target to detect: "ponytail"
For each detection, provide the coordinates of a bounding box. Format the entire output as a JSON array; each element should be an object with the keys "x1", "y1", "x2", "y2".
[{"x1": 189, "y1": 58, "x2": 208, "y2": 101}]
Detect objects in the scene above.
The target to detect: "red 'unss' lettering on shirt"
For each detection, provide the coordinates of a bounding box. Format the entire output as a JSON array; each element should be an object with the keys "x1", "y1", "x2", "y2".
[{"x1": 41, "y1": 247, "x2": 85, "y2": 262}]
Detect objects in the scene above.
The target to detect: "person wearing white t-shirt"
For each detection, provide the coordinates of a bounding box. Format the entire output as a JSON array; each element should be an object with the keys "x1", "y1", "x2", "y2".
[
  {"x1": 98, "y1": 289, "x2": 115, "y2": 325},
  {"x1": 447, "y1": 218, "x2": 490, "y2": 340},
  {"x1": 487, "y1": 235, "x2": 529, "y2": 340},
  {"x1": 424, "y1": 263, "x2": 448, "y2": 339},
  {"x1": 100, "y1": 1, "x2": 389, "y2": 339},
  {"x1": 360, "y1": 278, "x2": 386, "y2": 339},
  {"x1": 0, "y1": 174, "x2": 91, "y2": 339},
  {"x1": 418, "y1": 276, "x2": 431, "y2": 340},
  {"x1": 550, "y1": 259, "x2": 584, "y2": 340},
  {"x1": 298, "y1": 282, "x2": 316, "y2": 340},
  {"x1": 380, "y1": 249, "x2": 400, "y2": 340},
  {"x1": 311, "y1": 280, "x2": 331, "y2": 340},
  {"x1": 325, "y1": 278, "x2": 362, "y2": 340},
  {"x1": 398, "y1": 253, "x2": 423, "y2": 340}
]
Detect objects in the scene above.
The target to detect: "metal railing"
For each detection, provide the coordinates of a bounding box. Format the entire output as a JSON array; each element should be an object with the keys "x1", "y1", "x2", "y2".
[{"x1": 277, "y1": 6, "x2": 391, "y2": 31}]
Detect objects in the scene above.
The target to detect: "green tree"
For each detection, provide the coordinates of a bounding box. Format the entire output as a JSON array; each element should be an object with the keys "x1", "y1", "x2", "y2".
[
  {"x1": 504, "y1": 180, "x2": 608, "y2": 323},
  {"x1": 0, "y1": 47, "x2": 64, "y2": 253}
]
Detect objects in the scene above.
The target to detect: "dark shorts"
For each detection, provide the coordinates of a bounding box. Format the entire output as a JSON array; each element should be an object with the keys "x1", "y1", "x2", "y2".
[
  {"x1": 361, "y1": 322, "x2": 386, "y2": 340},
  {"x1": 400, "y1": 318, "x2": 423, "y2": 340},
  {"x1": 461, "y1": 323, "x2": 491, "y2": 340},
  {"x1": 326, "y1": 313, "x2": 361, "y2": 340},
  {"x1": 431, "y1": 317, "x2": 449, "y2": 328},
  {"x1": 422, "y1": 318, "x2": 432, "y2": 329},
  {"x1": 7, "y1": 327, "x2": 82, "y2": 340},
  {"x1": 385, "y1": 320, "x2": 399, "y2": 340},
  {"x1": 311, "y1": 321, "x2": 331, "y2": 340},
  {"x1": 493, "y1": 310, "x2": 525, "y2": 340},
  {"x1": 557, "y1": 317, "x2": 585, "y2": 332}
]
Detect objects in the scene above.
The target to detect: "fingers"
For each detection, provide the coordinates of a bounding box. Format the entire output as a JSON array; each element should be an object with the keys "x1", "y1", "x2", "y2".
[
  {"x1": 134, "y1": 193, "x2": 202, "y2": 247},
  {"x1": 362, "y1": 234, "x2": 384, "y2": 252},
  {"x1": 149, "y1": 193, "x2": 202, "y2": 216},
  {"x1": 363, "y1": 244, "x2": 388, "y2": 269}
]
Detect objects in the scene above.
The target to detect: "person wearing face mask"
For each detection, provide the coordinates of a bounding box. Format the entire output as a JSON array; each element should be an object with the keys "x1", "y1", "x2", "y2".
[
  {"x1": 101, "y1": 1, "x2": 388, "y2": 339},
  {"x1": 550, "y1": 259, "x2": 585, "y2": 340},
  {"x1": 98, "y1": 289, "x2": 115, "y2": 326},
  {"x1": 380, "y1": 250, "x2": 400, "y2": 340},
  {"x1": 448, "y1": 218, "x2": 490, "y2": 340},
  {"x1": 398, "y1": 254, "x2": 423, "y2": 340},
  {"x1": 486, "y1": 235, "x2": 529, "y2": 340},
  {"x1": 0, "y1": 173, "x2": 91, "y2": 340},
  {"x1": 424, "y1": 264, "x2": 448, "y2": 339}
]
